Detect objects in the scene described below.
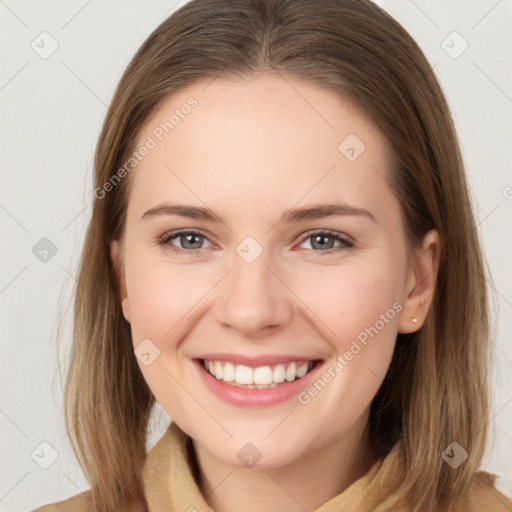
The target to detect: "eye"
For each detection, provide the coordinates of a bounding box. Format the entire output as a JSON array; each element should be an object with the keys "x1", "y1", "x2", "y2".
[
  {"x1": 298, "y1": 230, "x2": 354, "y2": 255},
  {"x1": 156, "y1": 229, "x2": 354, "y2": 256},
  {"x1": 157, "y1": 229, "x2": 213, "y2": 254}
]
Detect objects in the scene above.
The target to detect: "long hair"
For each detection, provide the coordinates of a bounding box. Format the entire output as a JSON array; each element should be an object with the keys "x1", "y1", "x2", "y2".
[{"x1": 61, "y1": 0, "x2": 492, "y2": 510}]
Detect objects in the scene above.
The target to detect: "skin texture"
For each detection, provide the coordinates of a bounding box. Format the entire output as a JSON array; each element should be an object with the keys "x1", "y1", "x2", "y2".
[{"x1": 110, "y1": 72, "x2": 440, "y2": 512}]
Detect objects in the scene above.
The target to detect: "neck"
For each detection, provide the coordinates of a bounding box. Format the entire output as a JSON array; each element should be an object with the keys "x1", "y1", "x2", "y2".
[{"x1": 191, "y1": 412, "x2": 378, "y2": 512}]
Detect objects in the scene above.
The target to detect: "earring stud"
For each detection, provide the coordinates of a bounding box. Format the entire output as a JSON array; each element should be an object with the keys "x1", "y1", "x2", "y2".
[{"x1": 411, "y1": 317, "x2": 418, "y2": 324}]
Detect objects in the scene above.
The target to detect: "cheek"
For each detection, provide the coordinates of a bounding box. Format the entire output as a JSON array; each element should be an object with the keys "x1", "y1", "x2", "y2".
[
  {"x1": 125, "y1": 256, "x2": 209, "y2": 342},
  {"x1": 124, "y1": 261, "x2": 211, "y2": 412},
  {"x1": 289, "y1": 261, "x2": 401, "y2": 405},
  {"x1": 123, "y1": 257, "x2": 224, "y2": 401},
  {"x1": 291, "y1": 259, "x2": 402, "y2": 343}
]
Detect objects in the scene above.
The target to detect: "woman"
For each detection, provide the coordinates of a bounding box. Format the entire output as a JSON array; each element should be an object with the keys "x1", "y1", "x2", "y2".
[{"x1": 34, "y1": 0, "x2": 512, "y2": 510}]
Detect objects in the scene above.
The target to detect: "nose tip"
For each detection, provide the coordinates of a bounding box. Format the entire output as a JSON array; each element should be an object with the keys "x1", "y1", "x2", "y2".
[{"x1": 213, "y1": 250, "x2": 293, "y2": 337}]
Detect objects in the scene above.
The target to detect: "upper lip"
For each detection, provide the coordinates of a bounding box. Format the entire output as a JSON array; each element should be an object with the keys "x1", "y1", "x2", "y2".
[{"x1": 195, "y1": 352, "x2": 322, "y2": 368}]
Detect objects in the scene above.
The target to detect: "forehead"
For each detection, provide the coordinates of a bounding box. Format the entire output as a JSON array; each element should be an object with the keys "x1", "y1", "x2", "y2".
[{"x1": 127, "y1": 72, "x2": 396, "y2": 225}]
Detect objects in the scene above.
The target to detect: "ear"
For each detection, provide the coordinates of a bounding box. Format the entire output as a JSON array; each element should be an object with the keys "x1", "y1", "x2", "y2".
[
  {"x1": 110, "y1": 239, "x2": 130, "y2": 323},
  {"x1": 397, "y1": 229, "x2": 441, "y2": 334}
]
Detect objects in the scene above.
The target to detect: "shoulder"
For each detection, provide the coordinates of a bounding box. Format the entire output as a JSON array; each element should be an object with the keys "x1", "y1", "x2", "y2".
[
  {"x1": 32, "y1": 490, "x2": 93, "y2": 512},
  {"x1": 469, "y1": 471, "x2": 512, "y2": 511}
]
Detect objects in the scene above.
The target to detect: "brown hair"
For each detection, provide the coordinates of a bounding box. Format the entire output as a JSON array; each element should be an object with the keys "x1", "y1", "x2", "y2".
[{"x1": 61, "y1": 0, "x2": 493, "y2": 510}]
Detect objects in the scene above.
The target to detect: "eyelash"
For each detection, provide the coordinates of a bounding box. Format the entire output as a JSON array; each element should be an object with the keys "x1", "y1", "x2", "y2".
[{"x1": 156, "y1": 229, "x2": 354, "y2": 256}]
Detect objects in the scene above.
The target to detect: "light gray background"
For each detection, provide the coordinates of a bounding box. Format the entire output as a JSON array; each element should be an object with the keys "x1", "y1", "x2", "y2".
[{"x1": 1, "y1": 1, "x2": 511, "y2": 510}]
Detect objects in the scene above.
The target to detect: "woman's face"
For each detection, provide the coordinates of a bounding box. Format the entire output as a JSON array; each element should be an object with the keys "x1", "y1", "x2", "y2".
[{"x1": 111, "y1": 72, "x2": 436, "y2": 468}]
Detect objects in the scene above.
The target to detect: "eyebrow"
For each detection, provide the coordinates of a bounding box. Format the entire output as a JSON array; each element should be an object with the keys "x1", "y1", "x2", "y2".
[{"x1": 141, "y1": 202, "x2": 377, "y2": 224}]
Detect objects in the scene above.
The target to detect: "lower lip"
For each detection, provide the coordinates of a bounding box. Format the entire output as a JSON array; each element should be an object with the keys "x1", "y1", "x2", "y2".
[{"x1": 193, "y1": 358, "x2": 323, "y2": 407}]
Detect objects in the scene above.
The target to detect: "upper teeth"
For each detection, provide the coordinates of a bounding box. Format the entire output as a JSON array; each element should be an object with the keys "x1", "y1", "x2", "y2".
[{"x1": 203, "y1": 360, "x2": 313, "y2": 387}]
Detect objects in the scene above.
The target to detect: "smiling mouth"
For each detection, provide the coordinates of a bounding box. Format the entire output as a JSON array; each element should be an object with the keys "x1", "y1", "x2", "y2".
[{"x1": 199, "y1": 358, "x2": 322, "y2": 389}]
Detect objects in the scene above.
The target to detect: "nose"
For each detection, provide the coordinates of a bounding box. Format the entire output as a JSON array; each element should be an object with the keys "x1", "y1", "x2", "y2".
[{"x1": 213, "y1": 247, "x2": 294, "y2": 338}]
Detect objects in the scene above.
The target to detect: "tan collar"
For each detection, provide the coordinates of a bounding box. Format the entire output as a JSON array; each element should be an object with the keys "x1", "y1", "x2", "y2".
[
  {"x1": 141, "y1": 421, "x2": 409, "y2": 512},
  {"x1": 140, "y1": 421, "x2": 512, "y2": 511},
  {"x1": 34, "y1": 421, "x2": 512, "y2": 511}
]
